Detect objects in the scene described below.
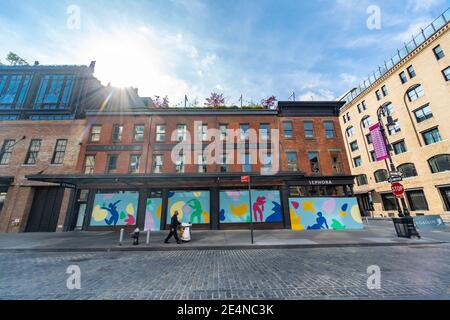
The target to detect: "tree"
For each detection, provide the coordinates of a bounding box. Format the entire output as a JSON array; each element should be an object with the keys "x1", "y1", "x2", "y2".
[
  {"x1": 204, "y1": 92, "x2": 225, "y2": 108},
  {"x1": 6, "y1": 52, "x2": 28, "y2": 66},
  {"x1": 153, "y1": 95, "x2": 169, "y2": 108},
  {"x1": 261, "y1": 95, "x2": 277, "y2": 109}
]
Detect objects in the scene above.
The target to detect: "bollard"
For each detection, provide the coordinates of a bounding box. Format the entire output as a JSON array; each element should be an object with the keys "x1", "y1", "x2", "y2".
[
  {"x1": 146, "y1": 229, "x2": 150, "y2": 245},
  {"x1": 119, "y1": 228, "x2": 124, "y2": 246}
]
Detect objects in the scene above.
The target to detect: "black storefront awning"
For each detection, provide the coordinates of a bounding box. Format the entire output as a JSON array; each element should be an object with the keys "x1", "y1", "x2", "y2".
[{"x1": 26, "y1": 172, "x2": 356, "y2": 189}]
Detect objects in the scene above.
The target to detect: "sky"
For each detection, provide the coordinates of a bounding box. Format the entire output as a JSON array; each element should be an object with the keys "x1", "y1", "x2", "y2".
[{"x1": 0, "y1": 0, "x2": 448, "y2": 106}]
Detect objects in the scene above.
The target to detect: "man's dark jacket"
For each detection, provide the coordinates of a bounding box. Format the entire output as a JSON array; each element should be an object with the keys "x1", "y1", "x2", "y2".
[{"x1": 170, "y1": 215, "x2": 181, "y2": 229}]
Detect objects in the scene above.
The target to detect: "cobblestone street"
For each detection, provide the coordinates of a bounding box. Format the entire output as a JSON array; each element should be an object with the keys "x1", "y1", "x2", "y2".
[{"x1": 1, "y1": 244, "x2": 449, "y2": 300}]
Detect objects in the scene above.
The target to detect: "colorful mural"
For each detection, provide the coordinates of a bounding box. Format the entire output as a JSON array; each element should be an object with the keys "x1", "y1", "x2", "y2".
[
  {"x1": 144, "y1": 197, "x2": 163, "y2": 231},
  {"x1": 220, "y1": 190, "x2": 282, "y2": 223},
  {"x1": 166, "y1": 191, "x2": 210, "y2": 224},
  {"x1": 289, "y1": 197, "x2": 363, "y2": 231},
  {"x1": 90, "y1": 191, "x2": 139, "y2": 227}
]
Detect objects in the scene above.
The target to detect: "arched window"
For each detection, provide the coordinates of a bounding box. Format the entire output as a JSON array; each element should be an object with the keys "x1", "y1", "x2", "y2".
[
  {"x1": 361, "y1": 116, "x2": 372, "y2": 128},
  {"x1": 428, "y1": 154, "x2": 450, "y2": 173},
  {"x1": 374, "y1": 169, "x2": 388, "y2": 183},
  {"x1": 406, "y1": 85, "x2": 425, "y2": 102},
  {"x1": 356, "y1": 174, "x2": 368, "y2": 186},
  {"x1": 398, "y1": 163, "x2": 418, "y2": 178},
  {"x1": 346, "y1": 126, "x2": 355, "y2": 138},
  {"x1": 382, "y1": 102, "x2": 394, "y2": 115}
]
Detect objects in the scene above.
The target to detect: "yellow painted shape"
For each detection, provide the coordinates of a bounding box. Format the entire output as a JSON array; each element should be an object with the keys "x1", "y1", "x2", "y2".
[
  {"x1": 302, "y1": 200, "x2": 315, "y2": 212},
  {"x1": 170, "y1": 201, "x2": 185, "y2": 220},
  {"x1": 193, "y1": 192, "x2": 202, "y2": 198},
  {"x1": 230, "y1": 203, "x2": 248, "y2": 217},
  {"x1": 202, "y1": 211, "x2": 210, "y2": 223},
  {"x1": 351, "y1": 205, "x2": 363, "y2": 223},
  {"x1": 126, "y1": 203, "x2": 135, "y2": 216},
  {"x1": 92, "y1": 205, "x2": 108, "y2": 222},
  {"x1": 340, "y1": 211, "x2": 347, "y2": 217},
  {"x1": 290, "y1": 208, "x2": 304, "y2": 231},
  {"x1": 156, "y1": 203, "x2": 162, "y2": 219}
]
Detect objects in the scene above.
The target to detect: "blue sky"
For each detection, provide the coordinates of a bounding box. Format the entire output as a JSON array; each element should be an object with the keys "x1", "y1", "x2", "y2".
[{"x1": 0, "y1": 0, "x2": 448, "y2": 105}]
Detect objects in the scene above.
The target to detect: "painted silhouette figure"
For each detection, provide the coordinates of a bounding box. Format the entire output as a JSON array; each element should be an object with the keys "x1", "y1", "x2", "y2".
[
  {"x1": 186, "y1": 199, "x2": 203, "y2": 224},
  {"x1": 253, "y1": 196, "x2": 266, "y2": 222},
  {"x1": 307, "y1": 212, "x2": 329, "y2": 230},
  {"x1": 101, "y1": 200, "x2": 121, "y2": 226}
]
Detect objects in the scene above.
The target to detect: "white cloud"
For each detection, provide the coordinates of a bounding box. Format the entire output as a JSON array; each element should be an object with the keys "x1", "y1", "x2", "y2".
[
  {"x1": 393, "y1": 19, "x2": 432, "y2": 43},
  {"x1": 340, "y1": 73, "x2": 359, "y2": 85},
  {"x1": 298, "y1": 89, "x2": 336, "y2": 101},
  {"x1": 408, "y1": 0, "x2": 445, "y2": 12}
]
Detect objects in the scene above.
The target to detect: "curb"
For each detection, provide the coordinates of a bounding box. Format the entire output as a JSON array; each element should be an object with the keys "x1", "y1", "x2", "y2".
[{"x1": 0, "y1": 240, "x2": 446, "y2": 253}]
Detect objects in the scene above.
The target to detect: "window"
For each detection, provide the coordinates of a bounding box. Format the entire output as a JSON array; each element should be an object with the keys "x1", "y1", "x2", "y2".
[
  {"x1": 197, "y1": 123, "x2": 208, "y2": 141},
  {"x1": 370, "y1": 150, "x2": 376, "y2": 162},
  {"x1": 398, "y1": 163, "x2": 417, "y2": 178},
  {"x1": 346, "y1": 126, "x2": 355, "y2": 138},
  {"x1": 346, "y1": 112, "x2": 350, "y2": 121},
  {"x1": 283, "y1": 122, "x2": 293, "y2": 138},
  {"x1": 356, "y1": 174, "x2": 368, "y2": 186},
  {"x1": 0, "y1": 74, "x2": 32, "y2": 109},
  {"x1": 152, "y1": 155, "x2": 163, "y2": 173},
  {"x1": 383, "y1": 102, "x2": 394, "y2": 115},
  {"x1": 366, "y1": 134, "x2": 373, "y2": 145},
  {"x1": 353, "y1": 156, "x2": 362, "y2": 167},
  {"x1": 133, "y1": 125, "x2": 145, "y2": 142},
  {"x1": 220, "y1": 154, "x2": 228, "y2": 172},
  {"x1": 374, "y1": 169, "x2": 388, "y2": 183},
  {"x1": 90, "y1": 125, "x2": 101, "y2": 142},
  {"x1": 286, "y1": 152, "x2": 298, "y2": 171},
  {"x1": 242, "y1": 153, "x2": 252, "y2": 172},
  {"x1": 324, "y1": 121, "x2": 335, "y2": 138},
  {"x1": 362, "y1": 116, "x2": 372, "y2": 128},
  {"x1": 261, "y1": 153, "x2": 272, "y2": 174},
  {"x1": 176, "y1": 124, "x2": 187, "y2": 142},
  {"x1": 308, "y1": 152, "x2": 320, "y2": 174},
  {"x1": 442, "y1": 67, "x2": 450, "y2": 81},
  {"x1": 357, "y1": 104, "x2": 362, "y2": 113},
  {"x1": 219, "y1": 124, "x2": 228, "y2": 140},
  {"x1": 331, "y1": 153, "x2": 343, "y2": 174},
  {"x1": 388, "y1": 119, "x2": 401, "y2": 136},
  {"x1": 303, "y1": 121, "x2": 314, "y2": 138},
  {"x1": 51, "y1": 139, "x2": 67, "y2": 164},
  {"x1": 83, "y1": 155, "x2": 95, "y2": 174},
  {"x1": 106, "y1": 154, "x2": 118, "y2": 173},
  {"x1": 414, "y1": 104, "x2": 433, "y2": 123},
  {"x1": 381, "y1": 193, "x2": 397, "y2": 211},
  {"x1": 112, "y1": 124, "x2": 123, "y2": 142},
  {"x1": 407, "y1": 85, "x2": 424, "y2": 102},
  {"x1": 175, "y1": 153, "x2": 185, "y2": 173},
  {"x1": 129, "y1": 155, "x2": 140, "y2": 174},
  {"x1": 342, "y1": 115, "x2": 347, "y2": 124},
  {"x1": 422, "y1": 127, "x2": 442, "y2": 145},
  {"x1": 407, "y1": 65, "x2": 416, "y2": 78},
  {"x1": 399, "y1": 71, "x2": 408, "y2": 84},
  {"x1": 240, "y1": 124, "x2": 249, "y2": 140},
  {"x1": 381, "y1": 85, "x2": 388, "y2": 97},
  {"x1": 428, "y1": 154, "x2": 450, "y2": 173},
  {"x1": 155, "y1": 125, "x2": 166, "y2": 142},
  {"x1": 0, "y1": 139, "x2": 15, "y2": 165},
  {"x1": 260, "y1": 123, "x2": 270, "y2": 140},
  {"x1": 24, "y1": 139, "x2": 41, "y2": 164},
  {"x1": 375, "y1": 90, "x2": 382, "y2": 101},
  {"x1": 0, "y1": 192, "x2": 6, "y2": 211},
  {"x1": 361, "y1": 100, "x2": 367, "y2": 111},
  {"x1": 433, "y1": 45, "x2": 445, "y2": 60},
  {"x1": 197, "y1": 153, "x2": 207, "y2": 173},
  {"x1": 406, "y1": 190, "x2": 429, "y2": 211},
  {"x1": 392, "y1": 140, "x2": 407, "y2": 155},
  {"x1": 33, "y1": 74, "x2": 75, "y2": 110},
  {"x1": 350, "y1": 141, "x2": 359, "y2": 152}
]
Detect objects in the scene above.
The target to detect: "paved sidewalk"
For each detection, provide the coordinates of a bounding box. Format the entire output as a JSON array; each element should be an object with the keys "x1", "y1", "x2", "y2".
[{"x1": 0, "y1": 220, "x2": 448, "y2": 252}]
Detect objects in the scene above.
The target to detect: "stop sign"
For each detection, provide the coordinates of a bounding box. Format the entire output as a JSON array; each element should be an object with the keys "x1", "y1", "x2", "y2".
[{"x1": 391, "y1": 182, "x2": 404, "y2": 198}]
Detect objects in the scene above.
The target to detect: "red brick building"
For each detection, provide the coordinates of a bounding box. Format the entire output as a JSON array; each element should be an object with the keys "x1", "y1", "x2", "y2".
[{"x1": 28, "y1": 101, "x2": 359, "y2": 232}]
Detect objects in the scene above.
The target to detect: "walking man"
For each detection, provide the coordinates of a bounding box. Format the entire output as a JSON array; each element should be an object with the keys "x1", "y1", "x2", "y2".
[{"x1": 165, "y1": 210, "x2": 182, "y2": 244}]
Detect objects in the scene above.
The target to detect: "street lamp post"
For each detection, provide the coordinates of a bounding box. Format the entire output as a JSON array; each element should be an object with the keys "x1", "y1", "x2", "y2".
[{"x1": 376, "y1": 106, "x2": 409, "y2": 217}]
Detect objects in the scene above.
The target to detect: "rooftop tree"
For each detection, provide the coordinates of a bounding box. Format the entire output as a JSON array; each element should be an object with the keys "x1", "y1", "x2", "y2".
[
  {"x1": 205, "y1": 92, "x2": 225, "y2": 108},
  {"x1": 6, "y1": 52, "x2": 28, "y2": 66},
  {"x1": 261, "y1": 95, "x2": 277, "y2": 109}
]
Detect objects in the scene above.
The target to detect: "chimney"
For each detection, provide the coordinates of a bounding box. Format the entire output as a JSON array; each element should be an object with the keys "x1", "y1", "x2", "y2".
[{"x1": 89, "y1": 60, "x2": 96, "y2": 71}]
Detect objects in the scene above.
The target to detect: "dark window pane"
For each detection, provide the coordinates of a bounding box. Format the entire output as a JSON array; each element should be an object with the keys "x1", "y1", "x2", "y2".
[{"x1": 406, "y1": 190, "x2": 428, "y2": 211}]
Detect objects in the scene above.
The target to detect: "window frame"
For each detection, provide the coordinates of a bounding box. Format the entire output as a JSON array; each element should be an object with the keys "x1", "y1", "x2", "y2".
[
  {"x1": 324, "y1": 121, "x2": 335, "y2": 138},
  {"x1": 51, "y1": 139, "x2": 68, "y2": 164},
  {"x1": 106, "y1": 154, "x2": 119, "y2": 173},
  {"x1": 128, "y1": 154, "x2": 141, "y2": 174},
  {"x1": 413, "y1": 104, "x2": 433, "y2": 123},
  {"x1": 433, "y1": 45, "x2": 445, "y2": 60},
  {"x1": 90, "y1": 125, "x2": 102, "y2": 143},
  {"x1": 421, "y1": 127, "x2": 442, "y2": 145},
  {"x1": 152, "y1": 154, "x2": 164, "y2": 173},
  {"x1": 24, "y1": 139, "x2": 42, "y2": 165},
  {"x1": 442, "y1": 67, "x2": 450, "y2": 81},
  {"x1": 392, "y1": 140, "x2": 407, "y2": 155},
  {"x1": 283, "y1": 121, "x2": 293, "y2": 139},
  {"x1": 374, "y1": 169, "x2": 388, "y2": 183},
  {"x1": 133, "y1": 124, "x2": 145, "y2": 142},
  {"x1": 0, "y1": 139, "x2": 15, "y2": 165},
  {"x1": 286, "y1": 151, "x2": 298, "y2": 172},
  {"x1": 303, "y1": 121, "x2": 315, "y2": 139},
  {"x1": 111, "y1": 124, "x2": 123, "y2": 142},
  {"x1": 428, "y1": 154, "x2": 450, "y2": 173},
  {"x1": 155, "y1": 124, "x2": 166, "y2": 142},
  {"x1": 83, "y1": 155, "x2": 96, "y2": 175}
]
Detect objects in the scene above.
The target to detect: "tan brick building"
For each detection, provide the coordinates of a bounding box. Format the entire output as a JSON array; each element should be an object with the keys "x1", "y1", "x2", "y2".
[{"x1": 339, "y1": 10, "x2": 450, "y2": 219}]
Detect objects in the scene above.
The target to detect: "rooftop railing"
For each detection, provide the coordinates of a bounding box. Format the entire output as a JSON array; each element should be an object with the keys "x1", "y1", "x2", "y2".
[{"x1": 341, "y1": 7, "x2": 450, "y2": 106}]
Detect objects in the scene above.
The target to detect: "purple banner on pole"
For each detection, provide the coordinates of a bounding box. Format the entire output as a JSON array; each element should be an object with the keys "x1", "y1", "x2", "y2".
[{"x1": 369, "y1": 123, "x2": 389, "y2": 161}]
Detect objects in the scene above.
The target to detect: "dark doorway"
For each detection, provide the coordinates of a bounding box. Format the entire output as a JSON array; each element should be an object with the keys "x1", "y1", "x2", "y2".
[{"x1": 25, "y1": 187, "x2": 64, "y2": 232}]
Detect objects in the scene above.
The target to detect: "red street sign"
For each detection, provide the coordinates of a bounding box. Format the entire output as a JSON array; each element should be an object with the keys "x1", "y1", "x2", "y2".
[
  {"x1": 391, "y1": 182, "x2": 404, "y2": 198},
  {"x1": 241, "y1": 176, "x2": 250, "y2": 183}
]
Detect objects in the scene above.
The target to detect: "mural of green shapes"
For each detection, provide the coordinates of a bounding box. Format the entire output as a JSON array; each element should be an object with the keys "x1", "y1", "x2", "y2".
[{"x1": 166, "y1": 191, "x2": 210, "y2": 224}]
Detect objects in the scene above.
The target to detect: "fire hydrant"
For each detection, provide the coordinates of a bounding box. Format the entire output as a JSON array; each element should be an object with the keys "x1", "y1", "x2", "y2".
[{"x1": 132, "y1": 228, "x2": 140, "y2": 245}]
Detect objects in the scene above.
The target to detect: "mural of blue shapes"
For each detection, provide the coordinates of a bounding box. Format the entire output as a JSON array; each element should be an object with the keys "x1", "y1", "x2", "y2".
[
  {"x1": 265, "y1": 201, "x2": 283, "y2": 222},
  {"x1": 90, "y1": 191, "x2": 139, "y2": 227},
  {"x1": 306, "y1": 212, "x2": 329, "y2": 230},
  {"x1": 219, "y1": 209, "x2": 226, "y2": 222},
  {"x1": 341, "y1": 203, "x2": 348, "y2": 212},
  {"x1": 166, "y1": 191, "x2": 210, "y2": 224},
  {"x1": 168, "y1": 191, "x2": 175, "y2": 198}
]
